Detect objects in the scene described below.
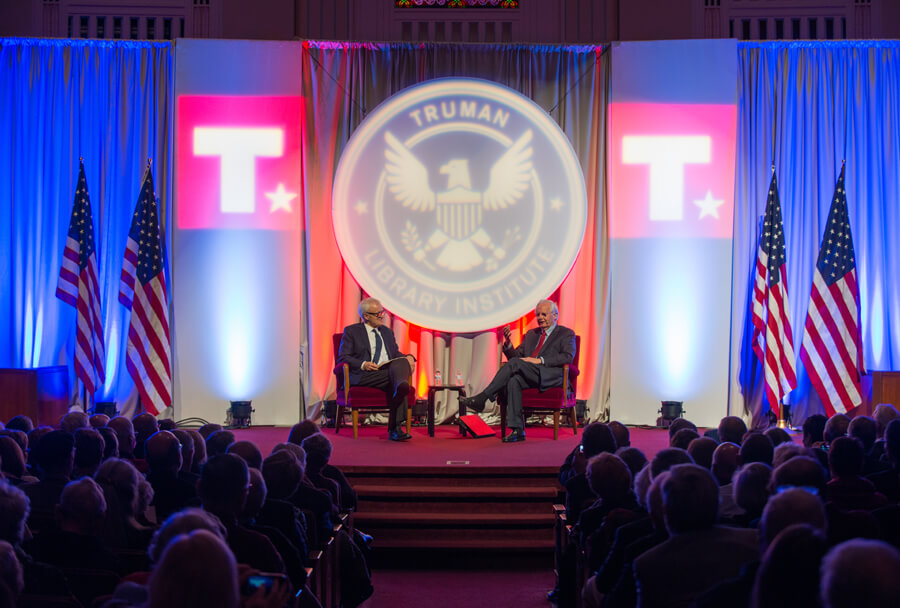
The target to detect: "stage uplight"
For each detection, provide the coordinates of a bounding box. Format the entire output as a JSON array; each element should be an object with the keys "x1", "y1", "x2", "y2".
[
  {"x1": 228, "y1": 400, "x2": 254, "y2": 428},
  {"x1": 658, "y1": 400, "x2": 684, "y2": 427}
]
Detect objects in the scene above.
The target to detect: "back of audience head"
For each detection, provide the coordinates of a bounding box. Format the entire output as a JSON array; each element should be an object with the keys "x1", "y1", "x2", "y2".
[
  {"x1": 132, "y1": 413, "x2": 159, "y2": 459},
  {"x1": 733, "y1": 462, "x2": 772, "y2": 519},
  {"x1": 874, "y1": 403, "x2": 900, "y2": 440},
  {"x1": 148, "y1": 507, "x2": 227, "y2": 565},
  {"x1": 828, "y1": 436, "x2": 864, "y2": 478},
  {"x1": 271, "y1": 442, "x2": 307, "y2": 469},
  {"x1": 608, "y1": 421, "x2": 630, "y2": 448},
  {"x1": 187, "y1": 429, "x2": 207, "y2": 472},
  {"x1": 760, "y1": 487, "x2": 826, "y2": 550},
  {"x1": 718, "y1": 415, "x2": 748, "y2": 445},
  {"x1": 647, "y1": 472, "x2": 668, "y2": 531},
  {"x1": 802, "y1": 414, "x2": 827, "y2": 447},
  {"x1": 0, "y1": 437, "x2": 27, "y2": 480},
  {"x1": 172, "y1": 429, "x2": 195, "y2": 474},
  {"x1": 97, "y1": 426, "x2": 119, "y2": 460},
  {"x1": 671, "y1": 428, "x2": 699, "y2": 451},
  {"x1": 301, "y1": 432, "x2": 332, "y2": 473},
  {"x1": 89, "y1": 413, "x2": 110, "y2": 428},
  {"x1": 158, "y1": 418, "x2": 177, "y2": 432},
  {"x1": 823, "y1": 414, "x2": 850, "y2": 444},
  {"x1": 687, "y1": 436, "x2": 717, "y2": 470},
  {"x1": 662, "y1": 464, "x2": 718, "y2": 534},
  {"x1": 243, "y1": 468, "x2": 266, "y2": 519},
  {"x1": 108, "y1": 416, "x2": 136, "y2": 458},
  {"x1": 95, "y1": 458, "x2": 142, "y2": 517},
  {"x1": 885, "y1": 418, "x2": 900, "y2": 470},
  {"x1": 820, "y1": 539, "x2": 900, "y2": 608},
  {"x1": 581, "y1": 422, "x2": 617, "y2": 458},
  {"x1": 73, "y1": 427, "x2": 105, "y2": 476},
  {"x1": 740, "y1": 431, "x2": 774, "y2": 466},
  {"x1": 634, "y1": 466, "x2": 653, "y2": 509},
  {"x1": 32, "y1": 429, "x2": 75, "y2": 478},
  {"x1": 0, "y1": 430, "x2": 26, "y2": 456},
  {"x1": 772, "y1": 442, "x2": 807, "y2": 468},
  {"x1": 5, "y1": 416, "x2": 33, "y2": 434},
  {"x1": 752, "y1": 524, "x2": 828, "y2": 608},
  {"x1": 57, "y1": 477, "x2": 106, "y2": 534},
  {"x1": 148, "y1": 529, "x2": 239, "y2": 608},
  {"x1": 0, "y1": 481, "x2": 29, "y2": 545},
  {"x1": 650, "y1": 447, "x2": 694, "y2": 480},
  {"x1": 59, "y1": 411, "x2": 89, "y2": 435},
  {"x1": 667, "y1": 418, "x2": 697, "y2": 442},
  {"x1": 586, "y1": 453, "x2": 632, "y2": 501},
  {"x1": 764, "y1": 426, "x2": 792, "y2": 447},
  {"x1": 771, "y1": 455, "x2": 827, "y2": 495},
  {"x1": 198, "y1": 423, "x2": 223, "y2": 440},
  {"x1": 199, "y1": 453, "x2": 249, "y2": 515},
  {"x1": 287, "y1": 419, "x2": 321, "y2": 446},
  {"x1": 0, "y1": 539, "x2": 23, "y2": 602},
  {"x1": 226, "y1": 440, "x2": 263, "y2": 470},
  {"x1": 847, "y1": 415, "x2": 877, "y2": 452},
  {"x1": 616, "y1": 446, "x2": 648, "y2": 478},
  {"x1": 146, "y1": 430, "x2": 183, "y2": 474},
  {"x1": 262, "y1": 450, "x2": 304, "y2": 500},
  {"x1": 205, "y1": 430, "x2": 236, "y2": 459}
]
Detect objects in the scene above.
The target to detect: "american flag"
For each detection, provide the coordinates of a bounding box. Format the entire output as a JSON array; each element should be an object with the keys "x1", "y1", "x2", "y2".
[
  {"x1": 120, "y1": 165, "x2": 171, "y2": 416},
  {"x1": 751, "y1": 170, "x2": 797, "y2": 416},
  {"x1": 56, "y1": 161, "x2": 106, "y2": 396},
  {"x1": 800, "y1": 165, "x2": 864, "y2": 415}
]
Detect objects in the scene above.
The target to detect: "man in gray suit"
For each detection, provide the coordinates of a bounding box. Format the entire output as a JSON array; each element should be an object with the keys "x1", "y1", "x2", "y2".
[
  {"x1": 460, "y1": 299, "x2": 576, "y2": 443},
  {"x1": 633, "y1": 464, "x2": 759, "y2": 608}
]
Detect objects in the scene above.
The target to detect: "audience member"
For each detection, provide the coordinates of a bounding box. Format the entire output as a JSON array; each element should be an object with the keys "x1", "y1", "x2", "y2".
[
  {"x1": 770, "y1": 455, "x2": 828, "y2": 496},
  {"x1": 25, "y1": 426, "x2": 52, "y2": 473},
  {"x1": 145, "y1": 431, "x2": 198, "y2": 522},
  {"x1": 872, "y1": 403, "x2": 900, "y2": 463},
  {"x1": 198, "y1": 453, "x2": 285, "y2": 575},
  {"x1": 227, "y1": 440, "x2": 263, "y2": 470},
  {"x1": 667, "y1": 418, "x2": 697, "y2": 443},
  {"x1": 197, "y1": 423, "x2": 223, "y2": 440},
  {"x1": 608, "y1": 421, "x2": 630, "y2": 448},
  {"x1": 739, "y1": 432, "x2": 774, "y2": 466},
  {"x1": 158, "y1": 419, "x2": 177, "y2": 432},
  {"x1": 616, "y1": 446, "x2": 648, "y2": 479},
  {"x1": 59, "y1": 411, "x2": 89, "y2": 435},
  {"x1": 0, "y1": 436, "x2": 35, "y2": 486},
  {"x1": 823, "y1": 414, "x2": 850, "y2": 445},
  {"x1": 0, "y1": 429, "x2": 27, "y2": 457},
  {"x1": 772, "y1": 442, "x2": 807, "y2": 468},
  {"x1": 95, "y1": 458, "x2": 156, "y2": 550},
  {"x1": 578, "y1": 453, "x2": 640, "y2": 568},
  {"x1": 633, "y1": 464, "x2": 758, "y2": 608},
  {"x1": 718, "y1": 416, "x2": 748, "y2": 446},
  {"x1": 205, "y1": 430, "x2": 236, "y2": 459},
  {"x1": 0, "y1": 539, "x2": 23, "y2": 605},
  {"x1": 171, "y1": 429, "x2": 199, "y2": 486},
  {"x1": 5, "y1": 416, "x2": 34, "y2": 434},
  {"x1": 301, "y1": 433, "x2": 342, "y2": 507},
  {"x1": 73, "y1": 427, "x2": 105, "y2": 478},
  {"x1": 287, "y1": 420, "x2": 321, "y2": 446},
  {"x1": 750, "y1": 524, "x2": 828, "y2": 608},
  {"x1": 687, "y1": 437, "x2": 717, "y2": 470},
  {"x1": 26, "y1": 477, "x2": 120, "y2": 573},
  {"x1": 820, "y1": 538, "x2": 900, "y2": 608},
  {"x1": 22, "y1": 430, "x2": 75, "y2": 531},
  {"x1": 97, "y1": 426, "x2": 120, "y2": 460},
  {"x1": 108, "y1": 417, "x2": 137, "y2": 460},
  {"x1": 670, "y1": 428, "x2": 699, "y2": 451},
  {"x1": 649, "y1": 447, "x2": 693, "y2": 480},
  {"x1": 825, "y1": 435, "x2": 887, "y2": 512},
  {"x1": 147, "y1": 530, "x2": 240, "y2": 608},
  {"x1": 868, "y1": 418, "x2": 900, "y2": 502},
  {"x1": 802, "y1": 414, "x2": 827, "y2": 448},
  {"x1": 132, "y1": 413, "x2": 159, "y2": 461},
  {"x1": 732, "y1": 463, "x2": 772, "y2": 526},
  {"x1": 565, "y1": 423, "x2": 618, "y2": 522},
  {"x1": 763, "y1": 426, "x2": 792, "y2": 447},
  {"x1": 288, "y1": 423, "x2": 359, "y2": 512},
  {"x1": 758, "y1": 488, "x2": 827, "y2": 549},
  {"x1": 187, "y1": 429, "x2": 207, "y2": 474},
  {"x1": 89, "y1": 413, "x2": 110, "y2": 428},
  {"x1": 259, "y1": 451, "x2": 310, "y2": 567}
]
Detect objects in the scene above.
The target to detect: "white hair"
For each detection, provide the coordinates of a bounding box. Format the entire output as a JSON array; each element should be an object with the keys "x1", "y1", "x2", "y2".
[
  {"x1": 358, "y1": 297, "x2": 381, "y2": 320},
  {"x1": 536, "y1": 299, "x2": 558, "y2": 316}
]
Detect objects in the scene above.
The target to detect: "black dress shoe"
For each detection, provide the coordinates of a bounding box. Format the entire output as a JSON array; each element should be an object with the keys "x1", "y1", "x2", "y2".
[
  {"x1": 389, "y1": 429, "x2": 411, "y2": 441},
  {"x1": 502, "y1": 429, "x2": 526, "y2": 443},
  {"x1": 393, "y1": 382, "x2": 410, "y2": 401},
  {"x1": 546, "y1": 587, "x2": 559, "y2": 602},
  {"x1": 459, "y1": 393, "x2": 487, "y2": 413}
]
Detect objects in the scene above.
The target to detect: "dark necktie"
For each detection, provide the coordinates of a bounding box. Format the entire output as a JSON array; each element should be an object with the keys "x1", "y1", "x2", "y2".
[
  {"x1": 372, "y1": 329, "x2": 383, "y2": 363},
  {"x1": 530, "y1": 330, "x2": 546, "y2": 358}
]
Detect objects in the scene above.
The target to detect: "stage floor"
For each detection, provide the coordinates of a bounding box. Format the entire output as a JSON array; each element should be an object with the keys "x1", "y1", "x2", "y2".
[{"x1": 232, "y1": 423, "x2": 674, "y2": 470}]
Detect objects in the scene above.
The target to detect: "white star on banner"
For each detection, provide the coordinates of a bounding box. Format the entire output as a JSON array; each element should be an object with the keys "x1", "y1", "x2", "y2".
[
  {"x1": 550, "y1": 197, "x2": 564, "y2": 211},
  {"x1": 694, "y1": 190, "x2": 725, "y2": 219},
  {"x1": 266, "y1": 183, "x2": 297, "y2": 213},
  {"x1": 354, "y1": 200, "x2": 369, "y2": 214}
]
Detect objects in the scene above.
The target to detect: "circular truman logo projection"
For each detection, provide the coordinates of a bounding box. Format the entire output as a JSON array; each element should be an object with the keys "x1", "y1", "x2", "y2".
[{"x1": 333, "y1": 78, "x2": 587, "y2": 332}]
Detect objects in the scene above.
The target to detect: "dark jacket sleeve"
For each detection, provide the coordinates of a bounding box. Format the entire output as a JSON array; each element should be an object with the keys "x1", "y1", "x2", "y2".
[
  {"x1": 338, "y1": 324, "x2": 367, "y2": 371},
  {"x1": 542, "y1": 326, "x2": 576, "y2": 368}
]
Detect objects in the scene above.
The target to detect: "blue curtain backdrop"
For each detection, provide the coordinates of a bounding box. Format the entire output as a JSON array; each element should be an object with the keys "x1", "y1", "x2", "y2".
[
  {"x1": 0, "y1": 38, "x2": 174, "y2": 409},
  {"x1": 732, "y1": 41, "x2": 900, "y2": 425}
]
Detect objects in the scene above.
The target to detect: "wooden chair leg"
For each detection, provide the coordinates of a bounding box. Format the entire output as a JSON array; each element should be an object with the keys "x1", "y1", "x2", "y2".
[
  {"x1": 352, "y1": 410, "x2": 359, "y2": 439},
  {"x1": 334, "y1": 405, "x2": 342, "y2": 434},
  {"x1": 406, "y1": 406, "x2": 412, "y2": 435},
  {"x1": 570, "y1": 406, "x2": 578, "y2": 434},
  {"x1": 500, "y1": 402, "x2": 507, "y2": 439},
  {"x1": 553, "y1": 411, "x2": 560, "y2": 440}
]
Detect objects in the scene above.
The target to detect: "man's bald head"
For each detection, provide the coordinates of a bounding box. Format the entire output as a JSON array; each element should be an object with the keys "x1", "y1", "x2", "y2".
[
  {"x1": 146, "y1": 431, "x2": 182, "y2": 474},
  {"x1": 711, "y1": 441, "x2": 741, "y2": 485},
  {"x1": 108, "y1": 416, "x2": 136, "y2": 458}
]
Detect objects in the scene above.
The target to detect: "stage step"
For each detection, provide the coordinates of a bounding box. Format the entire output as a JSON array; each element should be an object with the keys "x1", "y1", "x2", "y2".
[{"x1": 347, "y1": 467, "x2": 562, "y2": 554}]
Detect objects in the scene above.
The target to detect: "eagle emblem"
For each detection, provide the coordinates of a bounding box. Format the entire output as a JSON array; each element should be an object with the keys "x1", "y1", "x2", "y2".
[{"x1": 384, "y1": 129, "x2": 534, "y2": 271}]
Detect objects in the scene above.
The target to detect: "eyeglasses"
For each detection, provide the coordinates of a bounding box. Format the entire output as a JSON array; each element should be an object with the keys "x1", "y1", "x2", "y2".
[{"x1": 365, "y1": 309, "x2": 386, "y2": 318}]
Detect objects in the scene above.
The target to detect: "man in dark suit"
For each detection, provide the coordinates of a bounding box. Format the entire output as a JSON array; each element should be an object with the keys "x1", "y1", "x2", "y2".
[
  {"x1": 460, "y1": 299, "x2": 576, "y2": 443},
  {"x1": 338, "y1": 297, "x2": 416, "y2": 442}
]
